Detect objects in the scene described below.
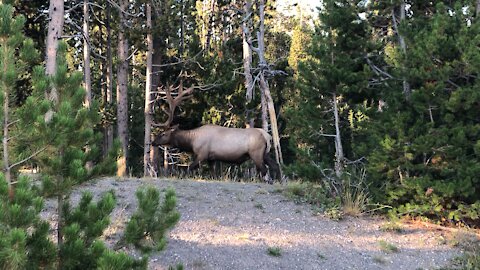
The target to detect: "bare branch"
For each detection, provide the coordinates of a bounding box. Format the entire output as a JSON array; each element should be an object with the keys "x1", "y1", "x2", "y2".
[
  {"x1": 9, "y1": 146, "x2": 48, "y2": 169},
  {"x1": 105, "y1": 0, "x2": 144, "y2": 17}
]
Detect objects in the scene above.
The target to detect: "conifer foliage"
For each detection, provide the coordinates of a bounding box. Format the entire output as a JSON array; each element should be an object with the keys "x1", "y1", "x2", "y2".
[
  {"x1": 287, "y1": 0, "x2": 372, "y2": 182},
  {"x1": 366, "y1": 2, "x2": 480, "y2": 221},
  {"x1": 125, "y1": 186, "x2": 180, "y2": 252}
]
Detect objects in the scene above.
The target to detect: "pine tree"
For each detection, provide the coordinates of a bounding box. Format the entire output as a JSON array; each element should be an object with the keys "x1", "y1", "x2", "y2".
[
  {"x1": 124, "y1": 186, "x2": 180, "y2": 252},
  {"x1": 0, "y1": 175, "x2": 57, "y2": 269},
  {"x1": 366, "y1": 2, "x2": 480, "y2": 221},
  {"x1": 0, "y1": 1, "x2": 42, "y2": 196},
  {"x1": 287, "y1": 0, "x2": 372, "y2": 184}
]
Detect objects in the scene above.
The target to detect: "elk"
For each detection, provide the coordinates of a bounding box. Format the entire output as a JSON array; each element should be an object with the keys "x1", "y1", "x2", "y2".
[{"x1": 152, "y1": 83, "x2": 279, "y2": 183}]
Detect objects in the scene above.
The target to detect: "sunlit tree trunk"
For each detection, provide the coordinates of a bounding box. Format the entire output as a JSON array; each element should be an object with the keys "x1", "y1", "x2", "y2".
[
  {"x1": 144, "y1": 3, "x2": 154, "y2": 177},
  {"x1": 116, "y1": 0, "x2": 129, "y2": 176},
  {"x1": 45, "y1": 0, "x2": 64, "y2": 122},
  {"x1": 242, "y1": 0, "x2": 254, "y2": 102},
  {"x1": 333, "y1": 92, "x2": 344, "y2": 178},
  {"x1": 83, "y1": 0, "x2": 91, "y2": 107},
  {"x1": 256, "y1": 0, "x2": 283, "y2": 166}
]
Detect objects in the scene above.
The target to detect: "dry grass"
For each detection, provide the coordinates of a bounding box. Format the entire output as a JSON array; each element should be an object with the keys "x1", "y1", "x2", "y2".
[
  {"x1": 378, "y1": 240, "x2": 399, "y2": 253},
  {"x1": 342, "y1": 187, "x2": 368, "y2": 217}
]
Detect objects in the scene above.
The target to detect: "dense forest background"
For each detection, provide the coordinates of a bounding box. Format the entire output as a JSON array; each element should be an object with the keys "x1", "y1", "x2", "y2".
[{"x1": 1, "y1": 0, "x2": 480, "y2": 228}]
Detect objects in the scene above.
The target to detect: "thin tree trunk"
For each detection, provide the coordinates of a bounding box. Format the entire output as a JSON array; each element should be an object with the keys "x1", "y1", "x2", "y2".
[
  {"x1": 2, "y1": 76, "x2": 12, "y2": 198},
  {"x1": 333, "y1": 92, "x2": 344, "y2": 178},
  {"x1": 180, "y1": 0, "x2": 185, "y2": 56},
  {"x1": 105, "y1": 1, "x2": 114, "y2": 156},
  {"x1": 116, "y1": 0, "x2": 129, "y2": 177},
  {"x1": 256, "y1": 0, "x2": 283, "y2": 166},
  {"x1": 83, "y1": 0, "x2": 93, "y2": 171},
  {"x1": 56, "y1": 166, "x2": 64, "y2": 270},
  {"x1": 204, "y1": 0, "x2": 216, "y2": 52},
  {"x1": 144, "y1": 3, "x2": 153, "y2": 177},
  {"x1": 83, "y1": 0, "x2": 91, "y2": 107},
  {"x1": 475, "y1": 0, "x2": 480, "y2": 18},
  {"x1": 477, "y1": 0, "x2": 480, "y2": 17},
  {"x1": 392, "y1": 2, "x2": 411, "y2": 99},
  {"x1": 242, "y1": 0, "x2": 254, "y2": 102},
  {"x1": 151, "y1": 6, "x2": 163, "y2": 174},
  {"x1": 261, "y1": 89, "x2": 268, "y2": 132}
]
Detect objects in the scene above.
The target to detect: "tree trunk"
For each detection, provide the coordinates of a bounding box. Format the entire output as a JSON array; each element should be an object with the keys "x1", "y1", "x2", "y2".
[
  {"x1": 116, "y1": 0, "x2": 129, "y2": 177},
  {"x1": 104, "y1": 1, "x2": 114, "y2": 156},
  {"x1": 45, "y1": 0, "x2": 64, "y2": 121},
  {"x1": 83, "y1": 0, "x2": 91, "y2": 108},
  {"x1": 261, "y1": 88, "x2": 268, "y2": 131},
  {"x1": 333, "y1": 92, "x2": 344, "y2": 178},
  {"x1": 45, "y1": 0, "x2": 64, "y2": 78},
  {"x1": 144, "y1": 3, "x2": 153, "y2": 177},
  {"x1": 256, "y1": 0, "x2": 283, "y2": 166},
  {"x1": 392, "y1": 2, "x2": 411, "y2": 99},
  {"x1": 204, "y1": 0, "x2": 216, "y2": 52},
  {"x1": 150, "y1": 7, "x2": 164, "y2": 174},
  {"x1": 242, "y1": 0, "x2": 254, "y2": 102},
  {"x1": 2, "y1": 76, "x2": 12, "y2": 198},
  {"x1": 477, "y1": 0, "x2": 480, "y2": 17},
  {"x1": 180, "y1": 0, "x2": 185, "y2": 56}
]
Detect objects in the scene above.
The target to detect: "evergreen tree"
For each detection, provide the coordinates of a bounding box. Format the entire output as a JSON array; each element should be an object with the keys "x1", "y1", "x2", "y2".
[
  {"x1": 366, "y1": 2, "x2": 480, "y2": 221},
  {"x1": 124, "y1": 186, "x2": 180, "y2": 252},
  {"x1": 0, "y1": 174, "x2": 56, "y2": 269},
  {"x1": 0, "y1": 1, "x2": 42, "y2": 195},
  {"x1": 287, "y1": 0, "x2": 372, "y2": 183}
]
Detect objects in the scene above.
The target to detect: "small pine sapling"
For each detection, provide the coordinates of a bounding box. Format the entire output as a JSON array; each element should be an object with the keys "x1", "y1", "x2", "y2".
[
  {"x1": 60, "y1": 191, "x2": 116, "y2": 269},
  {"x1": 124, "y1": 186, "x2": 180, "y2": 252},
  {"x1": 0, "y1": 175, "x2": 56, "y2": 269}
]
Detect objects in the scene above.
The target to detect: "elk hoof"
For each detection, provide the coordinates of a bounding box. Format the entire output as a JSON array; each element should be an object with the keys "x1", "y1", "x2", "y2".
[{"x1": 263, "y1": 174, "x2": 273, "y2": 184}]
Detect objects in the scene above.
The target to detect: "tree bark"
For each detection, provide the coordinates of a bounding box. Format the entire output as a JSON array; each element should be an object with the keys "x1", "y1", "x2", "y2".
[
  {"x1": 256, "y1": 0, "x2": 283, "y2": 166},
  {"x1": 204, "y1": 0, "x2": 216, "y2": 52},
  {"x1": 116, "y1": 0, "x2": 129, "y2": 177},
  {"x1": 45, "y1": 0, "x2": 64, "y2": 78},
  {"x1": 104, "y1": 1, "x2": 114, "y2": 156},
  {"x1": 144, "y1": 3, "x2": 154, "y2": 177},
  {"x1": 45, "y1": 0, "x2": 64, "y2": 122},
  {"x1": 392, "y1": 1, "x2": 411, "y2": 99},
  {"x1": 2, "y1": 72, "x2": 12, "y2": 198},
  {"x1": 477, "y1": 0, "x2": 480, "y2": 17},
  {"x1": 333, "y1": 92, "x2": 344, "y2": 178},
  {"x1": 242, "y1": 0, "x2": 254, "y2": 102},
  {"x1": 83, "y1": 0, "x2": 91, "y2": 108}
]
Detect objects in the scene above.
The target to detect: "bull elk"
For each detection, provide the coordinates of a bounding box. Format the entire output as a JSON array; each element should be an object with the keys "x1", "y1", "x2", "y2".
[{"x1": 152, "y1": 83, "x2": 279, "y2": 183}]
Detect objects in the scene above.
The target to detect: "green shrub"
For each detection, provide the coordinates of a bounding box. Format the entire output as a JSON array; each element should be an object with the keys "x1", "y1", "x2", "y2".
[
  {"x1": 124, "y1": 186, "x2": 180, "y2": 252},
  {"x1": 267, "y1": 246, "x2": 282, "y2": 257}
]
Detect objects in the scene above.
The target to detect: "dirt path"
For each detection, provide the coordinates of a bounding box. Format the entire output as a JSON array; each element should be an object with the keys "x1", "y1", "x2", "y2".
[{"x1": 42, "y1": 178, "x2": 460, "y2": 270}]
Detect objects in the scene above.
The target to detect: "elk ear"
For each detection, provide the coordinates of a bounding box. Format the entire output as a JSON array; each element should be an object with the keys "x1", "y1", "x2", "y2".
[{"x1": 170, "y1": 124, "x2": 179, "y2": 131}]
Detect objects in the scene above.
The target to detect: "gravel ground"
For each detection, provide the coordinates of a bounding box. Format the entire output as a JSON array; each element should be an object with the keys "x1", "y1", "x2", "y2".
[{"x1": 41, "y1": 177, "x2": 462, "y2": 270}]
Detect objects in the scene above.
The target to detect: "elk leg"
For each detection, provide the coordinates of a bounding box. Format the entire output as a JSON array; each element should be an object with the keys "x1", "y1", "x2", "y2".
[
  {"x1": 189, "y1": 154, "x2": 206, "y2": 171},
  {"x1": 251, "y1": 155, "x2": 272, "y2": 184},
  {"x1": 208, "y1": 160, "x2": 219, "y2": 179},
  {"x1": 189, "y1": 158, "x2": 200, "y2": 171}
]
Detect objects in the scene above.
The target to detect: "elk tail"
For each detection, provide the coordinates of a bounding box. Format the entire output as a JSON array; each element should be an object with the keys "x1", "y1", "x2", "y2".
[{"x1": 256, "y1": 128, "x2": 272, "y2": 153}]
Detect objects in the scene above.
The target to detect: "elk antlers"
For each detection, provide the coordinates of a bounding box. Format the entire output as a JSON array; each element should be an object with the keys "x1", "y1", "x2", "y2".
[{"x1": 154, "y1": 82, "x2": 194, "y2": 128}]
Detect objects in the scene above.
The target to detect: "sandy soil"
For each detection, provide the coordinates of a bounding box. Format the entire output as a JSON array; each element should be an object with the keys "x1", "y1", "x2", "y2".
[{"x1": 41, "y1": 177, "x2": 463, "y2": 270}]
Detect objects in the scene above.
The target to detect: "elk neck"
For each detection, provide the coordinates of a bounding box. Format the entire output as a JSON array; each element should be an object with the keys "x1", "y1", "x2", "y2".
[{"x1": 171, "y1": 129, "x2": 196, "y2": 152}]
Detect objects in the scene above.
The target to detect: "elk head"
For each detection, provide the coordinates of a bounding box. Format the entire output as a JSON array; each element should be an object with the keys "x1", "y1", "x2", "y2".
[
  {"x1": 153, "y1": 82, "x2": 194, "y2": 145},
  {"x1": 152, "y1": 124, "x2": 179, "y2": 146}
]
